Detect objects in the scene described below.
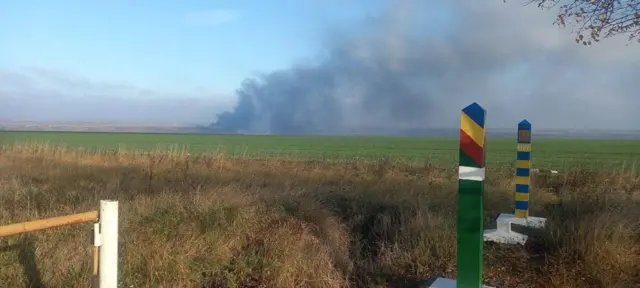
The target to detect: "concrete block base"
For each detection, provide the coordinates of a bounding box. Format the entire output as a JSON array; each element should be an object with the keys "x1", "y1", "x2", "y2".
[{"x1": 483, "y1": 213, "x2": 547, "y2": 245}]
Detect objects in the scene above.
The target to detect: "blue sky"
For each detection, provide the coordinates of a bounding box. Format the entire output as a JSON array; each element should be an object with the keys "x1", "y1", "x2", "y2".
[
  {"x1": 0, "y1": 1, "x2": 637, "y2": 129},
  {"x1": 1, "y1": 0, "x2": 323, "y2": 93},
  {"x1": 0, "y1": 0, "x2": 451, "y2": 95}
]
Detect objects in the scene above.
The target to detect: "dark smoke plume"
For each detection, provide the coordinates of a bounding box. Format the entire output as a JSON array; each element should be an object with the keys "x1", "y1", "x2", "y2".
[
  {"x1": 212, "y1": 0, "x2": 640, "y2": 134},
  {"x1": 212, "y1": 0, "x2": 447, "y2": 134}
]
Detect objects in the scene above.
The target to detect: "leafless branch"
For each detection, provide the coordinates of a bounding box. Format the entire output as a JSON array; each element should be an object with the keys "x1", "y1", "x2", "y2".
[{"x1": 509, "y1": 0, "x2": 640, "y2": 44}]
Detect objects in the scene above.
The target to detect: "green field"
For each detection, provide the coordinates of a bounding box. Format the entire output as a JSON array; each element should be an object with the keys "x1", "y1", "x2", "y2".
[{"x1": 1, "y1": 131, "x2": 639, "y2": 170}]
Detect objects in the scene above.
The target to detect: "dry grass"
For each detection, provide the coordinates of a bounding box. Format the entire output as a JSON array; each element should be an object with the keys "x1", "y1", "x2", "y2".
[{"x1": 0, "y1": 143, "x2": 638, "y2": 288}]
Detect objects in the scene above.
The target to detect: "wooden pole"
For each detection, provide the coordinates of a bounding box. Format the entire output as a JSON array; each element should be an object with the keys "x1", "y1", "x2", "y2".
[
  {"x1": 92, "y1": 222, "x2": 100, "y2": 288},
  {"x1": 0, "y1": 211, "x2": 99, "y2": 237},
  {"x1": 457, "y1": 102, "x2": 487, "y2": 287}
]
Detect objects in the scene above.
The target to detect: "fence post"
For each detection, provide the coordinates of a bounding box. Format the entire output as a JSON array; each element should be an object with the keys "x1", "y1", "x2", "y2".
[
  {"x1": 92, "y1": 222, "x2": 101, "y2": 287},
  {"x1": 99, "y1": 200, "x2": 118, "y2": 288}
]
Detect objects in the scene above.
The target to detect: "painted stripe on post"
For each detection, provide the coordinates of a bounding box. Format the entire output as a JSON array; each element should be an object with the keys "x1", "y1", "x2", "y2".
[
  {"x1": 517, "y1": 151, "x2": 531, "y2": 161},
  {"x1": 459, "y1": 150, "x2": 480, "y2": 168},
  {"x1": 515, "y1": 184, "x2": 530, "y2": 193},
  {"x1": 515, "y1": 192, "x2": 529, "y2": 201},
  {"x1": 515, "y1": 160, "x2": 530, "y2": 168},
  {"x1": 515, "y1": 120, "x2": 532, "y2": 219},
  {"x1": 515, "y1": 176, "x2": 529, "y2": 185},
  {"x1": 457, "y1": 102, "x2": 487, "y2": 287},
  {"x1": 515, "y1": 168, "x2": 530, "y2": 177},
  {"x1": 515, "y1": 200, "x2": 529, "y2": 210},
  {"x1": 460, "y1": 113, "x2": 485, "y2": 147},
  {"x1": 517, "y1": 143, "x2": 531, "y2": 152},
  {"x1": 515, "y1": 210, "x2": 528, "y2": 218},
  {"x1": 460, "y1": 130, "x2": 484, "y2": 167},
  {"x1": 459, "y1": 166, "x2": 485, "y2": 181}
]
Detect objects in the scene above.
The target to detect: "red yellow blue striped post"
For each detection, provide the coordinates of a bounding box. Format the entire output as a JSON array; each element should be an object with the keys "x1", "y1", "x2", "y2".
[
  {"x1": 457, "y1": 102, "x2": 487, "y2": 287},
  {"x1": 515, "y1": 120, "x2": 531, "y2": 219}
]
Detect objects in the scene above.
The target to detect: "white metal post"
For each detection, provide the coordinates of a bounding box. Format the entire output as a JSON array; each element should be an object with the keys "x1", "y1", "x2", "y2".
[{"x1": 99, "y1": 200, "x2": 119, "y2": 288}]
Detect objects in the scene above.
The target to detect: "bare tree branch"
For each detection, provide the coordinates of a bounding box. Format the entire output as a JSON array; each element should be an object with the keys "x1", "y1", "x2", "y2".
[{"x1": 510, "y1": 0, "x2": 640, "y2": 44}]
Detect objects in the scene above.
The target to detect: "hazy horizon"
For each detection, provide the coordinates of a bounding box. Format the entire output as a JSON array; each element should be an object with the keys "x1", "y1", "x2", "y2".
[{"x1": 2, "y1": 0, "x2": 639, "y2": 132}]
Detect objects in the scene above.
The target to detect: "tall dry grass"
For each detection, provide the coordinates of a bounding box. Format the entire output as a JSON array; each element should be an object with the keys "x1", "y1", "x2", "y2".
[{"x1": 0, "y1": 143, "x2": 638, "y2": 288}]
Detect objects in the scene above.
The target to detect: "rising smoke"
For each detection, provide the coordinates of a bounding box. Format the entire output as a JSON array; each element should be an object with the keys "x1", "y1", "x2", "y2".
[{"x1": 211, "y1": 0, "x2": 640, "y2": 134}]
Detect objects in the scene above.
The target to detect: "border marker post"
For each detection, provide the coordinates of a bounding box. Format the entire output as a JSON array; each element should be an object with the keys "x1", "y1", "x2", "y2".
[
  {"x1": 425, "y1": 102, "x2": 494, "y2": 288},
  {"x1": 457, "y1": 102, "x2": 487, "y2": 287},
  {"x1": 514, "y1": 120, "x2": 532, "y2": 218},
  {"x1": 483, "y1": 120, "x2": 546, "y2": 245}
]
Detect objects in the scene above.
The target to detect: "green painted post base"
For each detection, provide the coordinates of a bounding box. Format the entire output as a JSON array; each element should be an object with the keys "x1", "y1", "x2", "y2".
[{"x1": 457, "y1": 179, "x2": 484, "y2": 287}]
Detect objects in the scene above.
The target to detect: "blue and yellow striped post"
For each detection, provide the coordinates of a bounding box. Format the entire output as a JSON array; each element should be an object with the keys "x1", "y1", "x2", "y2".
[
  {"x1": 515, "y1": 120, "x2": 531, "y2": 219},
  {"x1": 457, "y1": 102, "x2": 487, "y2": 287}
]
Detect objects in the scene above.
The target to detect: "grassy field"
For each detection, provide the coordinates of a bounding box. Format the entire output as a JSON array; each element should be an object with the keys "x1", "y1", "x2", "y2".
[
  {"x1": 0, "y1": 144, "x2": 637, "y2": 287},
  {"x1": 1, "y1": 131, "x2": 639, "y2": 171},
  {"x1": 0, "y1": 132, "x2": 638, "y2": 287}
]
